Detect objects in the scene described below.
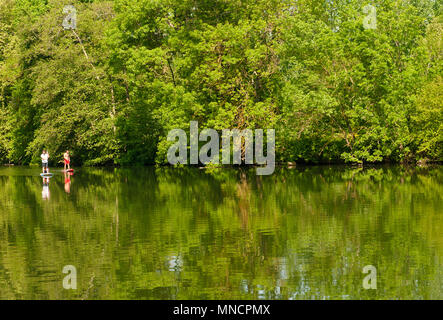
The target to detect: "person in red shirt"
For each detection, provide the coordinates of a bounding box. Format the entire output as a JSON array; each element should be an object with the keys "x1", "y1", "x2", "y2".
[{"x1": 64, "y1": 150, "x2": 71, "y2": 171}]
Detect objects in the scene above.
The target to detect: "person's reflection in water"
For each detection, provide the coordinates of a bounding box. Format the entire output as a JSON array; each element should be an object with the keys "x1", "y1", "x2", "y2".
[
  {"x1": 64, "y1": 171, "x2": 72, "y2": 194},
  {"x1": 42, "y1": 177, "x2": 50, "y2": 200}
]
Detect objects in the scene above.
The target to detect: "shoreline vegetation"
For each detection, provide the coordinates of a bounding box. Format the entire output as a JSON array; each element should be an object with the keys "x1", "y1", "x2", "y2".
[
  {"x1": 2, "y1": 161, "x2": 442, "y2": 169},
  {"x1": 0, "y1": 0, "x2": 442, "y2": 168}
]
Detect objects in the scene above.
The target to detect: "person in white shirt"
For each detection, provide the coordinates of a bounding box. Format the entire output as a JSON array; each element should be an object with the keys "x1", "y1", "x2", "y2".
[{"x1": 41, "y1": 150, "x2": 50, "y2": 173}]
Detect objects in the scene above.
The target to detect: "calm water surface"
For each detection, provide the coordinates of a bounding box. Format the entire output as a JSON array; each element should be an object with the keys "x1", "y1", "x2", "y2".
[{"x1": 0, "y1": 165, "x2": 441, "y2": 299}]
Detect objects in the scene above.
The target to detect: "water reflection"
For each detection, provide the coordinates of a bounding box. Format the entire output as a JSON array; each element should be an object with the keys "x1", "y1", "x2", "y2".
[
  {"x1": 64, "y1": 172, "x2": 73, "y2": 194},
  {"x1": 42, "y1": 177, "x2": 50, "y2": 200},
  {"x1": 0, "y1": 165, "x2": 441, "y2": 299}
]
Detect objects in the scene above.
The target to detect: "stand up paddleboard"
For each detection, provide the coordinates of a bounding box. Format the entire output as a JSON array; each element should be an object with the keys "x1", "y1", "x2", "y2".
[
  {"x1": 67, "y1": 169, "x2": 74, "y2": 172},
  {"x1": 40, "y1": 173, "x2": 53, "y2": 177}
]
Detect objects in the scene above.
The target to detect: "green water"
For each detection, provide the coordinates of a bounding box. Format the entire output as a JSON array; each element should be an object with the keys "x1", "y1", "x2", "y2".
[{"x1": 0, "y1": 165, "x2": 441, "y2": 300}]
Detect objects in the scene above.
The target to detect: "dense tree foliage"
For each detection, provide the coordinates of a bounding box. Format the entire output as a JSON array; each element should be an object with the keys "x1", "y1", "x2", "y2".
[{"x1": 0, "y1": 0, "x2": 441, "y2": 166}]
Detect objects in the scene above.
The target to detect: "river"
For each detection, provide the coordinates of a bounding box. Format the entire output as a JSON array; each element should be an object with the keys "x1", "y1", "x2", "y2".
[{"x1": 0, "y1": 165, "x2": 441, "y2": 299}]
